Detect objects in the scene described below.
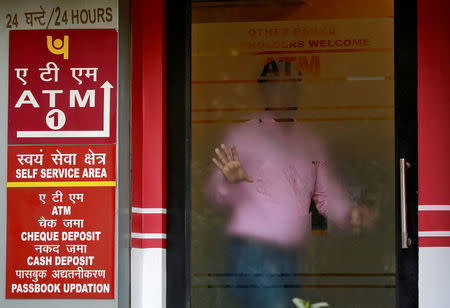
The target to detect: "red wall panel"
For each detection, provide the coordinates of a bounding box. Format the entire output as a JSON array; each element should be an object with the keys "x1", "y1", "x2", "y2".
[
  {"x1": 131, "y1": 0, "x2": 166, "y2": 248},
  {"x1": 418, "y1": 0, "x2": 450, "y2": 205},
  {"x1": 418, "y1": 0, "x2": 450, "y2": 247}
]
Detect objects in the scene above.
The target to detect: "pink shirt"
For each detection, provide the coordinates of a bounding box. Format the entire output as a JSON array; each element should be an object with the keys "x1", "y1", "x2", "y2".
[{"x1": 207, "y1": 118, "x2": 352, "y2": 248}]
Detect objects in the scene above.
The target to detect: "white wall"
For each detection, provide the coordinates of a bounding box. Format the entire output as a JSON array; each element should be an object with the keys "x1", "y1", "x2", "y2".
[{"x1": 419, "y1": 248, "x2": 450, "y2": 307}]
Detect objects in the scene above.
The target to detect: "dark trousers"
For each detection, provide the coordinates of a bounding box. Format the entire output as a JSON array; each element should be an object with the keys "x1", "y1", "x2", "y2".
[{"x1": 227, "y1": 237, "x2": 300, "y2": 308}]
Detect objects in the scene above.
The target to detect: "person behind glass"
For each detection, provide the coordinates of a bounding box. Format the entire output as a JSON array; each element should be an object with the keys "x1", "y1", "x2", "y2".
[{"x1": 207, "y1": 60, "x2": 375, "y2": 308}]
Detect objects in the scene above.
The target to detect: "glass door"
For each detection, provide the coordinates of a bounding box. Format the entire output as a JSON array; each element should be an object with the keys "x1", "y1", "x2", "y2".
[{"x1": 165, "y1": 1, "x2": 418, "y2": 307}]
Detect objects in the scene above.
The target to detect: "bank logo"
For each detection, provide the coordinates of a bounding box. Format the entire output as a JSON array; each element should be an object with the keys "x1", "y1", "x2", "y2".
[{"x1": 47, "y1": 35, "x2": 69, "y2": 59}]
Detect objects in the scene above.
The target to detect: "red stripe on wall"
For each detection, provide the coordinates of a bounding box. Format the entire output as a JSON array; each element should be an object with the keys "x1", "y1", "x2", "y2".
[
  {"x1": 132, "y1": 213, "x2": 167, "y2": 234},
  {"x1": 131, "y1": 1, "x2": 143, "y2": 208},
  {"x1": 132, "y1": 238, "x2": 167, "y2": 249},
  {"x1": 419, "y1": 211, "x2": 450, "y2": 231},
  {"x1": 419, "y1": 237, "x2": 450, "y2": 248},
  {"x1": 131, "y1": 0, "x2": 167, "y2": 248},
  {"x1": 417, "y1": 0, "x2": 450, "y2": 206},
  {"x1": 131, "y1": 0, "x2": 167, "y2": 209},
  {"x1": 418, "y1": 0, "x2": 450, "y2": 246}
]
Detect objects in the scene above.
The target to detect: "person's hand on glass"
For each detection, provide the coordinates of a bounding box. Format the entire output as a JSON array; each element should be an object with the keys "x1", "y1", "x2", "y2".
[{"x1": 212, "y1": 144, "x2": 253, "y2": 184}]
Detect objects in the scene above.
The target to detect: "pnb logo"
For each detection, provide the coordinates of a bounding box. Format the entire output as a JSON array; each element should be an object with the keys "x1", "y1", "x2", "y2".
[{"x1": 47, "y1": 35, "x2": 69, "y2": 59}]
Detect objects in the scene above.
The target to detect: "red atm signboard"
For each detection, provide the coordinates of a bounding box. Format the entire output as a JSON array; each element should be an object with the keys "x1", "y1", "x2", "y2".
[
  {"x1": 8, "y1": 29, "x2": 117, "y2": 144},
  {"x1": 6, "y1": 29, "x2": 117, "y2": 299}
]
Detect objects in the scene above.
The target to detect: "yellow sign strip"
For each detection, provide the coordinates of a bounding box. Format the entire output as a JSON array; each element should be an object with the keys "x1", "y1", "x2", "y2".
[{"x1": 7, "y1": 181, "x2": 116, "y2": 188}]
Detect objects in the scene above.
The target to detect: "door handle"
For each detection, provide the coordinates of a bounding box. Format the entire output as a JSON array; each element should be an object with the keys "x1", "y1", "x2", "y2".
[{"x1": 400, "y1": 158, "x2": 411, "y2": 249}]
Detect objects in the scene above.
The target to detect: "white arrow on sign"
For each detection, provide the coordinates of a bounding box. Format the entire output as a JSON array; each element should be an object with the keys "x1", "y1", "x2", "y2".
[
  {"x1": 17, "y1": 81, "x2": 114, "y2": 138},
  {"x1": 100, "y1": 81, "x2": 113, "y2": 136}
]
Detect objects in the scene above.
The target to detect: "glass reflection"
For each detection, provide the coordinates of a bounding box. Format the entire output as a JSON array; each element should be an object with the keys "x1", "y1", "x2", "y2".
[{"x1": 192, "y1": 1, "x2": 395, "y2": 307}]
